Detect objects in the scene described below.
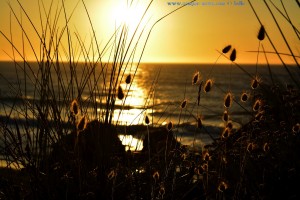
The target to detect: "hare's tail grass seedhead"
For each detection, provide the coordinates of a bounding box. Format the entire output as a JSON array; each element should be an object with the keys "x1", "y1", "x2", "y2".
[
  {"x1": 263, "y1": 142, "x2": 270, "y2": 152},
  {"x1": 159, "y1": 185, "x2": 165, "y2": 198},
  {"x1": 221, "y1": 127, "x2": 230, "y2": 139},
  {"x1": 222, "y1": 45, "x2": 232, "y2": 54},
  {"x1": 253, "y1": 99, "x2": 262, "y2": 112},
  {"x1": 255, "y1": 110, "x2": 265, "y2": 121},
  {"x1": 197, "y1": 116, "x2": 203, "y2": 129},
  {"x1": 107, "y1": 169, "x2": 117, "y2": 180},
  {"x1": 218, "y1": 181, "x2": 228, "y2": 192},
  {"x1": 145, "y1": 115, "x2": 150, "y2": 125},
  {"x1": 152, "y1": 171, "x2": 160, "y2": 182},
  {"x1": 192, "y1": 71, "x2": 201, "y2": 85},
  {"x1": 117, "y1": 85, "x2": 125, "y2": 100},
  {"x1": 230, "y1": 48, "x2": 236, "y2": 62},
  {"x1": 125, "y1": 74, "x2": 132, "y2": 84},
  {"x1": 71, "y1": 99, "x2": 79, "y2": 116},
  {"x1": 224, "y1": 92, "x2": 233, "y2": 108},
  {"x1": 226, "y1": 121, "x2": 233, "y2": 130},
  {"x1": 251, "y1": 76, "x2": 261, "y2": 89},
  {"x1": 222, "y1": 110, "x2": 229, "y2": 122},
  {"x1": 240, "y1": 91, "x2": 249, "y2": 102},
  {"x1": 166, "y1": 121, "x2": 173, "y2": 132},
  {"x1": 202, "y1": 150, "x2": 210, "y2": 162},
  {"x1": 77, "y1": 116, "x2": 88, "y2": 132},
  {"x1": 257, "y1": 25, "x2": 266, "y2": 41},
  {"x1": 181, "y1": 99, "x2": 187, "y2": 109},
  {"x1": 201, "y1": 163, "x2": 208, "y2": 171},
  {"x1": 203, "y1": 79, "x2": 213, "y2": 93},
  {"x1": 247, "y1": 142, "x2": 255, "y2": 152},
  {"x1": 292, "y1": 123, "x2": 300, "y2": 134}
]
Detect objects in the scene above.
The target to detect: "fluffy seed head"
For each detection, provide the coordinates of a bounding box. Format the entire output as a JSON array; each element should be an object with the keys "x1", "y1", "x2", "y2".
[
  {"x1": 202, "y1": 151, "x2": 210, "y2": 162},
  {"x1": 222, "y1": 45, "x2": 232, "y2": 54},
  {"x1": 230, "y1": 48, "x2": 236, "y2": 61},
  {"x1": 197, "y1": 117, "x2": 203, "y2": 129},
  {"x1": 218, "y1": 181, "x2": 228, "y2": 192},
  {"x1": 247, "y1": 143, "x2": 254, "y2": 152},
  {"x1": 145, "y1": 115, "x2": 150, "y2": 125},
  {"x1": 107, "y1": 169, "x2": 117, "y2": 180},
  {"x1": 251, "y1": 79, "x2": 258, "y2": 89},
  {"x1": 181, "y1": 153, "x2": 187, "y2": 160},
  {"x1": 222, "y1": 156, "x2": 227, "y2": 164},
  {"x1": 167, "y1": 121, "x2": 173, "y2": 131},
  {"x1": 77, "y1": 116, "x2": 87, "y2": 132},
  {"x1": 70, "y1": 99, "x2": 79, "y2": 115},
  {"x1": 253, "y1": 99, "x2": 262, "y2": 112},
  {"x1": 258, "y1": 25, "x2": 265, "y2": 41},
  {"x1": 251, "y1": 77, "x2": 260, "y2": 89},
  {"x1": 263, "y1": 142, "x2": 270, "y2": 152},
  {"x1": 255, "y1": 111, "x2": 265, "y2": 121},
  {"x1": 241, "y1": 92, "x2": 249, "y2": 102},
  {"x1": 125, "y1": 74, "x2": 131, "y2": 84},
  {"x1": 204, "y1": 79, "x2": 213, "y2": 93},
  {"x1": 224, "y1": 92, "x2": 233, "y2": 108},
  {"x1": 159, "y1": 186, "x2": 165, "y2": 197},
  {"x1": 181, "y1": 99, "x2": 187, "y2": 109},
  {"x1": 226, "y1": 121, "x2": 233, "y2": 130},
  {"x1": 223, "y1": 110, "x2": 229, "y2": 122},
  {"x1": 192, "y1": 71, "x2": 201, "y2": 85},
  {"x1": 292, "y1": 123, "x2": 300, "y2": 134},
  {"x1": 201, "y1": 163, "x2": 208, "y2": 171},
  {"x1": 117, "y1": 85, "x2": 124, "y2": 100},
  {"x1": 222, "y1": 127, "x2": 230, "y2": 139},
  {"x1": 194, "y1": 167, "x2": 203, "y2": 175},
  {"x1": 153, "y1": 171, "x2": 160, "y2": 181}
]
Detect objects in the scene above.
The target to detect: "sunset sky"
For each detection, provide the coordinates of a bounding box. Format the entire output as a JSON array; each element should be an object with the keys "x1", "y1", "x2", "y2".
[{"x1": 0, "y1": 0, "x2": 299, "y2": 64}]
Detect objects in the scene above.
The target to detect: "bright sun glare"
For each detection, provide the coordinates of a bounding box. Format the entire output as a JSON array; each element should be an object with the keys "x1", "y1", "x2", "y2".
[{"x1": 112, "y1": 1, "x2": 147, "y2": 29}]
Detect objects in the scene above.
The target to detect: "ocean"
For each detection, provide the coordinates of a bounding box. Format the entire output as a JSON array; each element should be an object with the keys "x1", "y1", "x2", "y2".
[{"x1": 0, "y1": 61, "x2": 299, "y2": 152}]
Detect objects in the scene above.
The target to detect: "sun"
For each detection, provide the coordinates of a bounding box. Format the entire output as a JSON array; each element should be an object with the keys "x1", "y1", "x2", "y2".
[{"x1": 112, "y1": 1, "x2": 148, "y2": 30}]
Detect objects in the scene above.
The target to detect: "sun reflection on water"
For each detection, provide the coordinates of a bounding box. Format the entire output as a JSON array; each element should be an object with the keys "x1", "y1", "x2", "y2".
[
  {"x1": 118, "y1": 134, "x2": 143, "y2": 151},
  {"x1": 114, "y1": 80, "x2": 149, "y2": 125}
]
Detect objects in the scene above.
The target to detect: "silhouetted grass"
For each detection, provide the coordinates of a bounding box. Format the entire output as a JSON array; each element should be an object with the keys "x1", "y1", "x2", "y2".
[{"x1": 0, "y1": 0, "x2": 299, "y2": 199}]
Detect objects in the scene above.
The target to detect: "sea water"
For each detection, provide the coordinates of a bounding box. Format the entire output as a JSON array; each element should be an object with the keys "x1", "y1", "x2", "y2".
[{"x1": 0, "y1": 61, "x2": 299, "y2": 151}]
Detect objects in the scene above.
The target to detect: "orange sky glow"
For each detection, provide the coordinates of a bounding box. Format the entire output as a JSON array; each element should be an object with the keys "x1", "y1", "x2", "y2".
[{"x1": 0, "y1": 0, "x2": 299, "y2": 64}]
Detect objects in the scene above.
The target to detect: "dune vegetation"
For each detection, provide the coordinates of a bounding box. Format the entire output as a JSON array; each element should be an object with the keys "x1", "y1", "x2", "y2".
[{"x1": 0, "y1": 0, "x2": 299, "y2": 199}]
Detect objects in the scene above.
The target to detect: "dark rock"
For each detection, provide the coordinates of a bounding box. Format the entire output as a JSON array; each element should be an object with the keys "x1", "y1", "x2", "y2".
[
  {"x1": 142, "y1": 127, "x2": 180, "y2": 156},
  {"x1": 49, "y1": 120, "x2": 125, "y2": 169}
]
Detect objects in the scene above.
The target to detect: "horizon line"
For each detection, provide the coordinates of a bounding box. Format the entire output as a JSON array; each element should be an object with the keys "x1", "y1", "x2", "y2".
[{"x1": 0, "y1": 59, "x2": 297, "y2": 66}]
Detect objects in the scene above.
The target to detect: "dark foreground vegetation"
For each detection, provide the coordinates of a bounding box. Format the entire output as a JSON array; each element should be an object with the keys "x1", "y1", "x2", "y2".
[{"x1": 1, "y1": 81, "x2": 300, "y2": 199}]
